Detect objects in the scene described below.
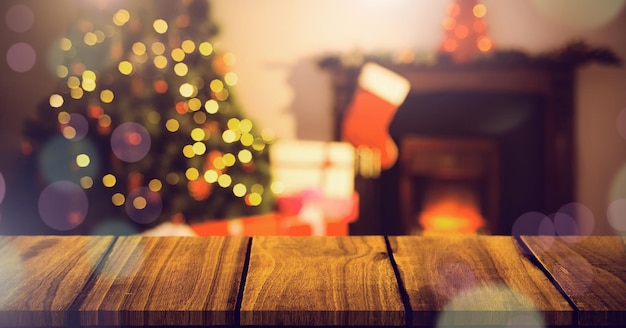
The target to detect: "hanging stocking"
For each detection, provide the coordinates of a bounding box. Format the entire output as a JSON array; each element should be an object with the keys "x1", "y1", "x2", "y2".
[{"x1": 341, "y1": 62, "x2": 410, "y2": 170}]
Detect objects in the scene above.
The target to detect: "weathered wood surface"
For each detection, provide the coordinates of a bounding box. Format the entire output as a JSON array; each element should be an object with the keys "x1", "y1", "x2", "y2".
[
  {"x1": 388, "y1": 236, "x2": 574, "y2": 327},
  {"x1": 240, "y1": 236, "x2": 405, "y2": 326},
  {"x1": 520, "y1": 236, "x2": 626, "y2": 327},
  {"x1": 0, "y1": 235, "x2": 114, "y2": 327},
  {"x1": 76, "y1": 236, "x2": 249, "y2": 326},
  {"x1": 2, "y1": 235, "x2": 625, "y2": 327}
]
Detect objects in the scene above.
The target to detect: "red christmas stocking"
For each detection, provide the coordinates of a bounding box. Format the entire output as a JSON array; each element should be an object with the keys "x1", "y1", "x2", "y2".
[{"x1": 342, "y1": 62, "x2": 410, "y2": 170}]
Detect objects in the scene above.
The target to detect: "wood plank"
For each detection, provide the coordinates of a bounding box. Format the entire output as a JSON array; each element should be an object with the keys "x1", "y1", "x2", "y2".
[
  {"x1": 389, "y1": 236, "x2": 573, "y2": 327},
  {"x1": 0, "y1": 235, "x2": 114, "y2": 327},
  {"x1": 77, "y1": 236, "x2": 248, "y2": 326},
  {"x1": 520, "y1": 235, "x2": 626, "y2": 326},
  {"x1": 240, "y1": 236, "x2": 405, "y2": 326}
]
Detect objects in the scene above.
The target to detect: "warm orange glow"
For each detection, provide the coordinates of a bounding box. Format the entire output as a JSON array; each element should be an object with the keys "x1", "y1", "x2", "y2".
[
  {"x1": 454, "y1": 25, "x2": 469, "y2": 39},
  {"x1": 154, "y1": 80, "x2": 168, "y2": 93},
  {"x1": 473, "y1": 20, "x2": 486, "y2": 33},
  {"x1": 175, "y1": 101, "x2": 188, "y2": 114},
  {"x1": 442, "y1": 38, "x2": 458, "y2": 52},
  {"x1": 418, "y1": 184, "x2": 485, "y2": 235},
  {"x1": 477, "y1": 36, "x2": 493, "y2": 52},
  {"x1": 439, "y1": 0, "x2": 493, "y2": 63},
  {"x1": 473, "y1": 3, "x2": 487, "y2": 18},
  {"x1": 88, "y1": 105, "x2": 104, "y2": 119},
  {"x1": 442, "y1": 17, "x2": 456, "y2": 30}
]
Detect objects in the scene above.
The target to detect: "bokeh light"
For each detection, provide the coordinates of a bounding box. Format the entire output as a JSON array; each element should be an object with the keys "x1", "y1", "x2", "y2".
[
  {"x1": 217, "y1": 174, "x2": 232, "y2": 188},
  {"x1": 205, "y1": 99, "x2": 219, "y2": 114},
  {"x1": 165, "y1": 118, "x2": 180, "y2": 132},
  {"x1": 436, "y1": 283, "x2": 545, "y2": 328},
  {"x1": 512, "y1": 211, "x2": 555, "y2": 236},
  {"x1": 553, "y1": 202, "x2": 595, "y2": 240},
  {"x1": 472, "y1": 4, "x2": 487, "y2": 18},
  {"x1": 199, "y1": 42, "x2": 213, "y2": 56},
  {"x1": 245, "y1": 193, "x2": 262, "y2": 206},
  {"x1": 80, "y1": 176, "x2": 93, "y2": 189},
  {"x1": 118, "y1": 61, "x2": 133, "y2": 75},
  {"x1": 112, "y1": 9, "x2": 130, "y2": 26},
  {"x1": 6, "y1": 4, "x2": 34, "y2": 33},
  {"x1": 60, "y1": 113, "x2": 89, "y2": 141},
  {"x1": 181, "y1": 40, "x2": 195, "y2": 53},
  {"x1": 153, "y1": 19, "x2": 168, "y2": 34},
  {"x1": 185, "y1": 167, "x2": 200, "y2": 181},
  {"x1": 7, "y1": 42, "x2": 36, "y2": 72},
  {"x1": 132, "y1": 42, "x2": 146, "y2": 56},
  {"x1": 112, "y1": 193, "x2": 125, "y2": 206},
  {"x1": 125, "y1": 187, "x2": 162, "y2": 224},
  {"x1": 171, "y1": 48, "x2": 185, "y2": 62},
  {"x1": 100, "y1": 89, "x2": 114, "y2": 103},
  {"x1": 95, "y1": 237, "x2": 146, "y2": 280},
  {"x1": 607, "y1": 198, "x2": 626, "y2": 234},
  {"x1": 110, "y1": 122, "x2": 151, "y2": 162},
  {"x1": 39, "y1": 136, "x2": 100, "y2": 183},
  {"x1": 233, "y1": 183, "x2": 247, "y2": 197},
  {"x1": 435, "y1": 256, "x2": 477, "y2": 295},
  {"x1": 49, "y1": 94, "x2": 64, "y2": 108},
  {"x1": 203, "y1": 170, "x2": 218, "y2": 183},
  {"x1": 179, "y1": 83, "x2": 195, "y2": 97},
  {"x1": 511, "y1": 211, "x2": 555, "y2": 254},
  {"x1": 238, "y1": 149, "x2": 253, "y2": 163},
  {"x1": 38, "y1": 181, "x2": 88, "y2": 231},
  {"x1": 150, "y1": 42, "x2": 165, "y2": 55}
]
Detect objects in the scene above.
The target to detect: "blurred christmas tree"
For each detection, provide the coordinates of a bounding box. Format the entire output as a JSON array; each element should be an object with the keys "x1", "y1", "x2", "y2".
[
  {"x1": 22, "y1": 0, "x2": 275, "y2": 233},
  {"x1": 439, "y1": 0, "x2": 493, "y2": 63}
]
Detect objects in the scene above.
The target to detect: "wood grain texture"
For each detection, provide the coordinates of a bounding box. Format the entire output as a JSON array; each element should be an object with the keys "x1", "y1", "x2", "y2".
[
  {"x1": 520, "y1": 235, "x2": 626, "y2": 326},
  {"x1": 77, "y1": 236, "x2": 248, "y2": 326},
  {"x1": 0, "y1": 235, "x2": 114, "y2": 327},
  {"x1": 240, "y1": 236, "x2": 405, "y2": 326},
  {"x1": 389, "y1": 236, "x2": 573, "y2": 327}
]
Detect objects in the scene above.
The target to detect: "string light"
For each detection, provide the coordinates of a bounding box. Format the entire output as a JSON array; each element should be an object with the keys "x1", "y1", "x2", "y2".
[
  {"x1": 205, "y1": 99, "x2": 219, "y2": 114},
  {"x1": 102, "y1": 174, "x2": 116, "y2": 187},
  {"x1": 199, "y1": 42, "x2": 213, "y2": 56},
  {"x1": 112, "y1": 193, "x2": 125, "y2": 206},
  {"x1": 49, "y1": 94, "x2": 64, "y2": 108},
  {"x1": 112, "y1": 9, "x2": 130, "y2": 26},
  {"x1": 24, "y1": 0, "x2": 276, "y2": 226},
  {"x1": 153, "y1": 19, "x2": 168, "y2": 34}
]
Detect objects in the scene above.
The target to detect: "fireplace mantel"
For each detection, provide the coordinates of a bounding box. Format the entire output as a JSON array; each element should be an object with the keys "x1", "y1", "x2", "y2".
[{"x1": 320, "y1": 44, "x2": 621, "y2": 235}]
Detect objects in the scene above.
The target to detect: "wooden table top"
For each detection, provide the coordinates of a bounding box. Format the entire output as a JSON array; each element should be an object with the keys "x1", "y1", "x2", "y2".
[{"x1": 0, "y1": 235, "x2": 624, "y2": 327}]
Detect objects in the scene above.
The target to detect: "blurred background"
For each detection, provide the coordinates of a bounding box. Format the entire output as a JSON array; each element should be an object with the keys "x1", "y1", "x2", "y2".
[{"x1": 1, "y1": 0, "x2": 625, "y2": 236}]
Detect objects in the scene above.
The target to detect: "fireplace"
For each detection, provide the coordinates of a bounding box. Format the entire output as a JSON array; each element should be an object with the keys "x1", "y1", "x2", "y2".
[
  {"x1": 394, "y1": 91, "x2": 543, "y2": 235},
  {"x1": 320, "y1": 50, "x2": 590, "y2": 235}
]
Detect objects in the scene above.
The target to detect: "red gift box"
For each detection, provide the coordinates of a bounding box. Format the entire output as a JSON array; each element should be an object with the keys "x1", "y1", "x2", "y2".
[{"x1": 191, "y1": 213, "x2": 279, "y2": 236}]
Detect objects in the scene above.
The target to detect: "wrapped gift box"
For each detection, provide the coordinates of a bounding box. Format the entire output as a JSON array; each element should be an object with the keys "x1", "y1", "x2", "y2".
[
  {"x1": 270, "y1": 140, "x2": 355, "y2": 198},
  {"x1": 191, "y1": 140, "x2": 358, "y2": 236},
  {"x1": 271, "y1": 139, "x2": 358, "y2": 236},
  {"x1": 190, "y1": 213, "x2": 279, "y2": 236},
  {"x1": 279, "y1": 216, "x2": 350, "y2": 236}
]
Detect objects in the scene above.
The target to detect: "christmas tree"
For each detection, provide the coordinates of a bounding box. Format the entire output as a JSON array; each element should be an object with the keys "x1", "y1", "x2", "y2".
[
  {"x1": 439, "y1": 0, "x2": 493, "y2": 63},
  {"x1": 22, "y1": 0, "x2": 275, "y2": 234}
]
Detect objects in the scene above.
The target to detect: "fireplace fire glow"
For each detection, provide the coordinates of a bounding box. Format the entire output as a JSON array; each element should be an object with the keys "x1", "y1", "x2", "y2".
[{"x1": 417, "y1": 183, "x2": 485, "y2": 235}]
